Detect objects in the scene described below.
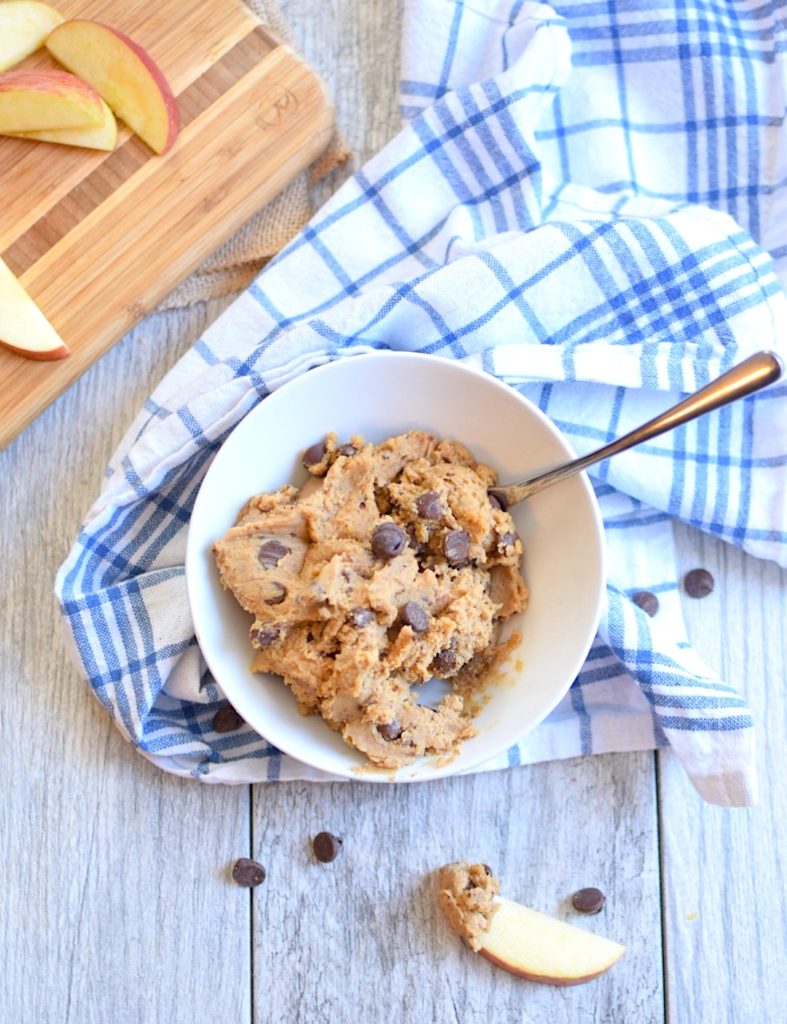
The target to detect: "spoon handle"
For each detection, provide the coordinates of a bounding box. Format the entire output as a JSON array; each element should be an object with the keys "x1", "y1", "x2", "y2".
[{"x1": 498, "y1": 350, "x2": 783, "y2": 505}]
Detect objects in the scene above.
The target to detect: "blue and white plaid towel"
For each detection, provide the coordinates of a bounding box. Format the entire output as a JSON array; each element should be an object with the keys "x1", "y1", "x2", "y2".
[{"x1": 55, "y1": 0, "x2": 787, "y2": 806}]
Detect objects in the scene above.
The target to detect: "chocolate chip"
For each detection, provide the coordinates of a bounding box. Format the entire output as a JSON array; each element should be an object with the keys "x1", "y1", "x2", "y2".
[
  {"x1": 571, "y1": 887, "x2": 606, "y2": 914},
  {"x1": 312, "y1": 831, "x2": 343, "y2": 863},
  {"x1": 251, "y1": 624, "x2": 279, "y2": 646},
  {"x1": 431, "y1": 648, "x2": 457, "y2": 675},
  {"x1": 258, "y1": 539, "x2": 289, "y2": 568},
  {"x1": 632, "y1": 590, "x2": 659, "y2": 616},
  {"x1": 338, "y1": 443, "x2": 357, "y2": 457},
  {"x1": 482, "y1": 864, "x2": 493, "y2": 876},
  {"x1": 415, "y1": 490, "x2": 442, "y2": 520},
  {"x1": 377, "y1": 720, "x2": 402, "y2": 741},
  {"x1": 263, "y1": 581, "x2": 287, "y2": 605},
  {"x1": 351, "y1": 608, "x2": 375, "y2": 627},
  {"x1": 232, "y1": 858, "x2": 266, "y2": 888},
  {"x1": 497, "y1": 531, "x2": 517, "y2": 551},
  {"x1": 213, "y1": 705, "x2": 244, "y2": 733},
  {"x1": 683, "y1": 568, "x2": 715, "y2": 599},
  {"x1": 401, "y1": 601, "x2": 429, "y2": 633},
  {"x1": 302, "y1": 441, "x2": 326, "y2": 468},
  {"x1": 488, "y1": 490, "x2": 508, "y2": 512},
  {"x1": 443, "y1": 529, "x2": 471, "y2": 567},
  {"x1": 371, "y1": 522, "x2": 407, "y2": 560}
]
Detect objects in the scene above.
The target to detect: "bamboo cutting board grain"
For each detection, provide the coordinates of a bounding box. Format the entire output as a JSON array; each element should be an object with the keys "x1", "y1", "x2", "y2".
[{"x1": 0, "y1": 0, "x2": 335, "y2": 449}]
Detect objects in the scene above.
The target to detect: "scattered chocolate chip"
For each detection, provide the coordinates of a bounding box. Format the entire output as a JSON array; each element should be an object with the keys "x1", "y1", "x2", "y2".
[
  {"x1": 377, "y1": 720, "x2": 402, "y2": 741},
  {"x1": 431, "y1": 647, "x2": 457, "y2": 676},
  {"x1": 302, "y1": 441, "x2": 326, "y2": 468},
  {"x1": 401, "y1": 601, "x2": 429, "y2": 633},
  {"x1": 312, "y1": 831, "x2": 343, "y2": 863},
  {"x1": 488, "y1": 490, "x2": 508, "y2": 512},
  {"x1": 571, "y1": 887, "x2": 606, "y2": 914},
  {"x1": 351, "y1": 608, "x2": 375, "y2": 627},
  {"x1": 251, "y1": 624, "x2": 280, "y2": 647},
  {"x1": 632, "y1": 590, "x2": 659, "y2": 616},
  {"x1": 497, "y1": 531, "x2": 517, "y2": 550},
  {"x1": 338, "y1": 444, "x2": 356, "y2": 457},
  {"x1": 258, "y1": 539, "x2": 290, "y2": 568},
  {"x1": 263, "y1": 581, "x2": 287, "y2": 605},
  {"x1": 371, "y1": 522, "x2": 407, "y2": 560},
  {"x1": 213, "y1": 705, "x2": 244, "y2": 733},
  {"x1": 443, "y1": 529, "x2": 471, "y2": 567},
  {"x1": 683, "y1": 568, "x2": 715, "y2": 599},
  {"x1": 415, "y1": 490, "x2": 442, "y2": 520},
  {"x1": 482, "y1": 864, "x2": 493, "y2": 876},
  {"x1": 232, "y1": 858, "x2": 266, "y2": 888}
]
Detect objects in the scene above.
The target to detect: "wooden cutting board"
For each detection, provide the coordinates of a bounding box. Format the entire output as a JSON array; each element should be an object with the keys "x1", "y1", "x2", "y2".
[{"x1": 0, "y1": 0, "x2": 335, "y2": 449}]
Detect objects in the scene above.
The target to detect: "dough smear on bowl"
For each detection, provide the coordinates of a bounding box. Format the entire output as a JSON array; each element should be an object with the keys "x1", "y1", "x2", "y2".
[{"x1": 212, "y1": 431, "x2": 528, "y2": 769}]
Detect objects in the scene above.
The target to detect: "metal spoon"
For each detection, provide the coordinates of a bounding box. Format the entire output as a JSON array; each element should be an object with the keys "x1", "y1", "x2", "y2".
[{"x1": 490, "y1": 350, "x2": 783, "y2": 507}]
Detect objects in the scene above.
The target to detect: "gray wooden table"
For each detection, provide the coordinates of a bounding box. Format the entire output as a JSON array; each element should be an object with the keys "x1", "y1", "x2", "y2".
[{"x1": 2, "y1": 3, "x2": 786, "y2": 1022}]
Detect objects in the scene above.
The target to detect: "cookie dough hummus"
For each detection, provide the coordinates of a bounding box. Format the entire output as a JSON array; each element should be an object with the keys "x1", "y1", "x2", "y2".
[
  {"x1": 436, "y1": 861, "x2": 501, "y2": 950},
  {"x1": 212, "y1": 431, "x2": 528, "y2": 768}
]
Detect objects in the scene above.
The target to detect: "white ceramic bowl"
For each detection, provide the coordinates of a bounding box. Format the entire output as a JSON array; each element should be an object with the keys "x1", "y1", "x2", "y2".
[{"x1": 186, "y1": 352, "x2": 605, "y2": 781}]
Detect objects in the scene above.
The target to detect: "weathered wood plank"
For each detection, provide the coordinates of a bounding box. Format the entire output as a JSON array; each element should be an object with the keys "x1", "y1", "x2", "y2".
[
  {"x1": 659, "y1": 525, "x2": 787, "y2": 1024},
  {"x1": 0, "y1": 299, "x2": 251, "y2": 1024},
  {"x1": 251, "y1": 756, "x2": 663, "y2": 1024}
]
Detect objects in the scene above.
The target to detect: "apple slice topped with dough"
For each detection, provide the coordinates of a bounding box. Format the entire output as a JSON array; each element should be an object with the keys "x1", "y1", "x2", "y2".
[
  {"x1": 46, "y1": 19, "x2": 179, "y2": 154},
  {"x1": 0, "y1": 1, "x2": 64, "y2": 73},
  {"x1": 0, "y1": 258, "x2": 69, "y2": 360},
  {"x1": 476, "y1": 896, "x2": 626, "y2": 985},
  {"x1": 436, "y1": 861, "x2": 625, "y2": 985}
]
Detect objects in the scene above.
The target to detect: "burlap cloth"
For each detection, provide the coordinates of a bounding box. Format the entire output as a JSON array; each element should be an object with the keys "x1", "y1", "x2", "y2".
[{"x1": 159, "y1": 0, "x2": 352, "y2": 310}]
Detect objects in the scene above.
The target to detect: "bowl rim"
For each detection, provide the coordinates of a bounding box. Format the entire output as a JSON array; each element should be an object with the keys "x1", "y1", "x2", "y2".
[{"x1": 185, "y1": 351, "x2": 607, "y2": 782}]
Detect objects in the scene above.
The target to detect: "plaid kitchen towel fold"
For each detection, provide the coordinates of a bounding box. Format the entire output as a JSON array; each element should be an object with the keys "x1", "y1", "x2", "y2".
[{"x1": 55, "y1": 0, "x2": 787, "y2": 805}]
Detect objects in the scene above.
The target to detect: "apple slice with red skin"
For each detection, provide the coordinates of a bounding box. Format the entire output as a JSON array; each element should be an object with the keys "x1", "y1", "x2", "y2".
[
  {"x1": 0, "y1": 68, "x2": 103, "y2": 133},
  {"x1": 476, "y1": 897, "x2": 626, "y2": 985},
  {"x1": 0, "y1": 258, "x2": 69, "y2": 360},
  {"x1": 6, "y1": 96, "x2": 117, "y2": 150},
  {"x1": 46, "y1": 19, "x2": 179, "y2": 154},
  {"x1": 0, "y1": 1, "x2": 64, "y2": 73}
]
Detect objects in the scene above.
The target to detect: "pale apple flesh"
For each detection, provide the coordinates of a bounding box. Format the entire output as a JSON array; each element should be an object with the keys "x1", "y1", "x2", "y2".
[
  {"x1": 0, "y1": 1, "x2": 64, "y2": 73},
  {"x1": 46, "y1": 19, "x2": 179, "y2": 154},
  {"x1": 0, "y1": 68, "x2": 103, "y2": 132},
  {"x1": 476, "y1": 897, "x2": 626, "y2": 985},
  {"x1": 0, "y1": 258, "x2": 69, "y2": 360},
  {"x1": 5, "y1": 96, "x2": 117, "y2": 150}
]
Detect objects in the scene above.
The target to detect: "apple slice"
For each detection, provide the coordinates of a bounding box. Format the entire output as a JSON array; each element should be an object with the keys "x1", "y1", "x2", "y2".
[
  {"x1": 0, "y1": 258, "x2": 69, "y2": 360},
  {"x1": 0, "y1": 68, "x2": 103, "y2": 132},
  {"x1": 46, "y1": 19, "x2": 179, "y2": 154},
  {"x1": 5, "y1": 96, "x2": 117, "y2": 150},
  {"x1": 0, "y1": 1, "x2": 64, "y2": 73},
  {"x1": 476, "y1": 897, "x2": 626, "y2": 985}
]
